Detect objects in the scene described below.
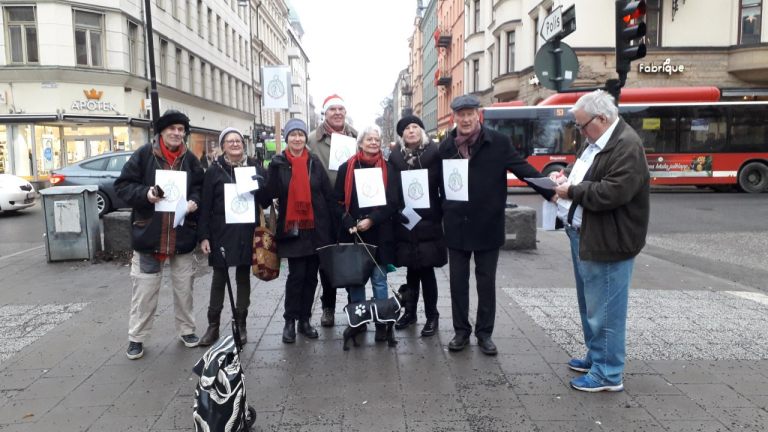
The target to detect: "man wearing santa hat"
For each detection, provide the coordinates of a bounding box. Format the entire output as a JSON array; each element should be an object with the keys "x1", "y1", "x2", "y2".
[{"x1": 307, "y1": 94, "x2": 357, "y2": 327}]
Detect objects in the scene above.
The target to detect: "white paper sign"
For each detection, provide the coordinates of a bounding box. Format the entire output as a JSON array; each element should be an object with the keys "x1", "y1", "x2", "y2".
[
  {"x1": 354, "y1": 168, "x2": 387, "y2": 208},
  {"x1": 224, "y1": 184, "x2": 255, "y2": 224},
  {"x1": 54, "y1": 200, "x2": 81, "y2": 233},
  {"x1": 261, "y1": 66, "x2": 292, "y2": 110},
  {"x1": 401, "y1": 206, "x2": 422, "y2": 231},
  {"x1": 235, "y1": 166, "x2": 259, "y2": 195},
  {"x1": 542, "y1": 200, "x2": 558, "y2": 231},
  {"x1": 442, "y1": 159, "x2": 469, "y2": 201},
  {"x1": 155, "y1": 170, "x2": 187, "y2": 212},
  {"x1": 400, "y1": 169, "x2": 430, "y2": 209},
  {"x1": 329, "y1": 133, "x2": 358, "y2": 171}
]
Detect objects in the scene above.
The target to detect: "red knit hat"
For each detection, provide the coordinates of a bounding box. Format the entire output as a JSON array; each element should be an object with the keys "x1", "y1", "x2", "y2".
[{"x1": 322, "y1": 94, "x2": 345, "y2": 113}]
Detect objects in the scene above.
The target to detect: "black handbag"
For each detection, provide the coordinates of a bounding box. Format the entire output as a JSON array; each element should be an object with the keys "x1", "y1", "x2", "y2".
[{"x1": 316, "y1": 238, "x2": 379, "y2": 288}]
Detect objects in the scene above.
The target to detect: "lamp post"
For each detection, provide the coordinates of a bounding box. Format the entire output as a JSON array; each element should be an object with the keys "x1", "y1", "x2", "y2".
[{"x1": 143, "y1": 0, "x2": 160, "y2": 124}]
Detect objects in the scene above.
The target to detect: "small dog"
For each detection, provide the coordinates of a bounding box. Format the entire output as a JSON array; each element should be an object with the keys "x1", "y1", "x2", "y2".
[{"x1": 342, "y1": 284, "x2": 418, "y2": 351}]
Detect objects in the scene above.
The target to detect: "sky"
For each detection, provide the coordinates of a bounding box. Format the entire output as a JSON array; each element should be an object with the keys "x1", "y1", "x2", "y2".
[{"x1": 288, "y1": 0, "x2": 418, "y2": 128}]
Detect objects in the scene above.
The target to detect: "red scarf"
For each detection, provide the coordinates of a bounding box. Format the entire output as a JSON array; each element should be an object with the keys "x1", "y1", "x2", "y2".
[
  {"x1": 284, "y1": 148, "x2": 314, "y2": 232},
  {"x1": 344, "y1": 150, "x2": 387, "y2": 213},
  {"x1": 159, "y1": 137, "x2": 182, "y2": 168},
  {"x1": 323, "y1": 121, "x2": 345, "y2": 137}
]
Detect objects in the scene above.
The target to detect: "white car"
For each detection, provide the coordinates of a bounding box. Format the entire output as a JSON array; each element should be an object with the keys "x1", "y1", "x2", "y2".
[{"x1": 0, "y1": 174, "x2": 36, "y2": 212}]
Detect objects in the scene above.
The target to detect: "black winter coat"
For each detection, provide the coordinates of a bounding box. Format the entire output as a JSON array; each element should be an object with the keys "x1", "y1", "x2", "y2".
[
  {"x1": 115, "y1": 139, "x2": 204, "y2": 255},
  {"x1": 438, "y1": 126, "x2": 556, "y2": 251},
  {"x1": 197, "y1": 156, "x2": 272, "y2": 268},
  {"x1": 389, "y1": 142, "x2": 447, "y2": 269},
  {"x1": 334, "y1": 158, "x2": 399, "y2": 266},
  {"x1": 267, "y1": 151, "x2": 336, "y2": 258}
]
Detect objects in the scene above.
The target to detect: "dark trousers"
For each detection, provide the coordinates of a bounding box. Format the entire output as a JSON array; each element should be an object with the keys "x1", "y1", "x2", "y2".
[
  {"x1": 406, "y1": 267, "x2": 439, "y2": 318},
  {"x1": 284, "y1": 255, "x2": 320, "y2": 320},
  {"x1": 448, "y1": 248, "x2": 499, "y2": 339},
  {"x1": 319, "y1": 268, "x2": 336, "y2": 309},
  {"x1": 209, "y1": 265, "x2": 251, "y2": 312}
]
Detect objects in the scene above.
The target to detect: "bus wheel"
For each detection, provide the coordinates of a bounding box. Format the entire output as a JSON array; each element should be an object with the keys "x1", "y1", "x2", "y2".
[{"x1": 738, "y1": 162, "x2": 768, "y2": 194}]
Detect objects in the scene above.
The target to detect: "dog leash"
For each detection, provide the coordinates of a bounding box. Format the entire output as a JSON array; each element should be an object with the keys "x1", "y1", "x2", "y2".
[{"x1": 354, "y1": 230, "x2": 387, "y2": 279}]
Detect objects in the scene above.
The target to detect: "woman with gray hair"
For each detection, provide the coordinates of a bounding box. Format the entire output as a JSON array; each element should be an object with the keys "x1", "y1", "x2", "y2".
[
  {"x1": 334, "y1": 124, "x2": 399, "y2": 341},
  {"x1": 389, "y1": 115, "x2": 446, "y2": 336}
]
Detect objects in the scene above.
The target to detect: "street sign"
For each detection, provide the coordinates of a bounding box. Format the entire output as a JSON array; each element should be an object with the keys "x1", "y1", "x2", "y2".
[
  {"x1": 540, "y1": 7, "x2": 563, "y2": 42},
  {"x1": 534, "y1": 41, "x2": 580, "y2": 91}
]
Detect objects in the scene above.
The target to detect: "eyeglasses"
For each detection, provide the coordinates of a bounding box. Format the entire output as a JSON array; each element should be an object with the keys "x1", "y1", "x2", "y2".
[
  {"x1": 575, "y1": 116, "x2": 598, "y2": 132},
  {"x1": 224, "y1": 139, "x2": 243, "y2": 145}
]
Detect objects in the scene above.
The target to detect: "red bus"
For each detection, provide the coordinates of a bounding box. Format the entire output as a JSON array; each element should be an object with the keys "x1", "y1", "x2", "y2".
[{"x1": 483, "y1": 88, "x2": 768, "y2": 193}]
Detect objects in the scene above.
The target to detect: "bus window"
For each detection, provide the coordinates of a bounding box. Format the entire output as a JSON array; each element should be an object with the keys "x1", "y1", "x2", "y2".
[
  {"x1": 621, "y1": 106, "x2": 677, "y2": 153},
  {"x1": 485, "y1": 119, "x2": 527, "y2": 156},
  {"x1": 728, "y1": 106, "x2": 768, "y2": 153},
  {"x1": 528, "y1": 118, "x2": 579, "y2": 156},
  {"x1": 679, "y1": 106, "x2": 727, "y2": 153}
]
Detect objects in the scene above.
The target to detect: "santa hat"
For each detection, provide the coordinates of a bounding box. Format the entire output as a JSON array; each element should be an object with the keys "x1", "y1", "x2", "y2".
[{"x1": 322, "y1": 94, "x2": 345, "y2": 114}]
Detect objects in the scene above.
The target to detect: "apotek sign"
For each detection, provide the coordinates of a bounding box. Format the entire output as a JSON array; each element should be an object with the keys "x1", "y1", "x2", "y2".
[{"x1": 70, "y1": 88, "x2": 117, "y2": 112}]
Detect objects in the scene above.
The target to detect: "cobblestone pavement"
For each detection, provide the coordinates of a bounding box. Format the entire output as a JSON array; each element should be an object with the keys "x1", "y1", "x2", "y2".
[{"x1": 0, "y1": 230, "x2": 765, "y2": 431}]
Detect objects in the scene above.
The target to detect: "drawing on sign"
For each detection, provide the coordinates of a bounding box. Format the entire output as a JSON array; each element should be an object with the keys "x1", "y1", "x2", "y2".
[
  {"x1": 267, "y1": 74, "x2": 286, "y2": 100},
  {"x1": 448, "y1": 168, "x2": 463, "y2": 192},
  {"x1": 362, "y1": 182, "x2": 379, "y2": 198},
  {"x1": 162, "y1": 180, "x2": 182, "y2": 203},
  {"x1": 407, "y1": 178, "x2": 424, "y2": 201},
  {"x1": 231, "y1": 194, "x2": 249, "y2": 214},
  {"x1": 335, "y1": 146, "x2": 352, "y2": 163}
]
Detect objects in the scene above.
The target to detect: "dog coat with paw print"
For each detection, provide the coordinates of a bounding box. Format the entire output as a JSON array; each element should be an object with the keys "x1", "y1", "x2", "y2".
[{"x1": 343, "y1": 297, "x2": 401, "y2": 327}]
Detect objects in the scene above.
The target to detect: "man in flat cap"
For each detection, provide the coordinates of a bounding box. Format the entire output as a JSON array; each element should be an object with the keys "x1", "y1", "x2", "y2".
[
  {"x1": 438, "y1": 95, "x2": 556, "y2": 355},
  {"x1": 115, "y1": 109, "x2": 205, "y2": 360}
]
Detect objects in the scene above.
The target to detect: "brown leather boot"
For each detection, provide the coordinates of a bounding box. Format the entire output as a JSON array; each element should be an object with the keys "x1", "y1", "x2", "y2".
[
  {"x1": 199, "y1": 309, "x2": 221, "y2": 346},
  {"x1": 234, "y1": 309, "x2": 248, "y2": 345}
]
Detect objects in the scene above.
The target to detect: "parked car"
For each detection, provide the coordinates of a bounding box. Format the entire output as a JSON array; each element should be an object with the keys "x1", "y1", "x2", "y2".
[
  {"x1": 0, "y1": 174, "x2": 36, "y2": 212},
  {"x1": 50, "y1": 152, "x2": 133, "y2": 217}
]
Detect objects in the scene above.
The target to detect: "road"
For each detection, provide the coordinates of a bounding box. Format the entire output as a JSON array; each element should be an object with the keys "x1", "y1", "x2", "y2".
[{"x1": 0, "y1": 200, "x2": 45, "y2": 258}]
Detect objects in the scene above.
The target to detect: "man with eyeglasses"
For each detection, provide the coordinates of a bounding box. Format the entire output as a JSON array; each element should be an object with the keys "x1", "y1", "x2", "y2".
[
  {"x1": 550, "y1": 90, "x2": 650, "y2": 392},
  {"x1": 307, "y1": 94, "x2": 358, "y2": 327}
]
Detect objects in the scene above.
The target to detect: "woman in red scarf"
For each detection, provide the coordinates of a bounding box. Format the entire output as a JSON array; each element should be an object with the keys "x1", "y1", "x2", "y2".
[
  {"x1": 334, "y1": 125, "x2": 400, "y2": 342},
  {"x1": 267, "y1": 118, "x2": 337, "y2": 343}
]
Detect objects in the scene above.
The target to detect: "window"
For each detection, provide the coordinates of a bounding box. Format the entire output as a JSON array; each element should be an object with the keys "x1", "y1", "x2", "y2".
[
  {"x1": 473, "y1": 59, "x2": 479, "y2": 91},
  {"x1": 197, "y1": 0, "x2": 203, "y2": 36},
  {"x1": 622, "y1": 106, "x2": 677, "y2": 153},
  {"x1": 159, "y1": 39, "x2": 168, "y2": 83},
  {"x1": 217, "y1": 15, "x2": 222, "y2": 50},
  {"x1": 4, "y1": 6, "x2": 39, "y2": 64},
  {"x1": 679, "y1": 106, "x2": 728, "y2": 153},
  {"x1": 474, "y1": 0, "x2": 480, "y2": 32},
  {"x1": 534, "y1": 16, "x2": 540, "y2": 53},
  {"x1": 507, "y1": 31, "x2": 515, "y2": 73},
  {"x1": 729, "y1": 106, "x2": 768, "y2": 152},
  {"x1": 225, "y1": 23, "x2": 231, "y2": 56},
  {"x1": 201, "y1": 61, "x2": 208, "y2": 99},
  {"x1": 189, "y1": 55, "x2": 195, "y2": 94},
  {"x1": 82, "y1": 159, "x2": 107, "y2": 170},
  {"x1": 740, "y1": 0, "x2": 762, "y2": 44},
  {"x1": 157, "y1": 0, "x2": 165, "y2": 10},
  {"x1": 128, "y1": 21, "x2": 138, "y2": 74},
  {"x1": 175, "y1": 48, "x2": 182, "y2": 88},
  {"x1": 185, "y1": 0, "x2": 191, "y2": 28},
  {"x1": 208, "y1": 9, "x2": 213, "y2": 44},
  {"x1": 74, "y1": 10, "x2": 104, "y2": 67},
  {"x1": 170, "y1": 0, "x2": 177, "y2": 19},
  {"x1": 644, "y1": 0, "x2": 661, "y2": 47},
  {"x1": 107, "y1": 154, "x2": 131, "y2": 172}
]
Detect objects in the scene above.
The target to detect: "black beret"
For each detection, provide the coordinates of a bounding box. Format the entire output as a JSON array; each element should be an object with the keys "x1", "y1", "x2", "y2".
[
  {"x1": 155, "y1": 109, "x2": 191, "y2": 135},
  {"x1": 450, "y1": 95, "x2": 481, "y2": 111},
  {"x1": 396, "y1": 115, "x2": 425, "y2": 137}
]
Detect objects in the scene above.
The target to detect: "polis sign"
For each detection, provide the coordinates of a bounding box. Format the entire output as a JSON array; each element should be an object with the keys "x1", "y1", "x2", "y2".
[{"x1": 70, "y1": 88, "x2": 117, "y2": 111}]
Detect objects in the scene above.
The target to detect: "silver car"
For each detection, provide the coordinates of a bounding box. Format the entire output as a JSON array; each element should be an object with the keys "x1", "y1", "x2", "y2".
[{"x1": 50, "y1": 152, "x2": 133, "y2": 216}]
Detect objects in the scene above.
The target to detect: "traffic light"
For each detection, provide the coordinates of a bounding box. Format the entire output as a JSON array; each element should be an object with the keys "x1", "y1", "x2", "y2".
[{"x1": 615, "y1": 1, "x2": 647, "y2": 74}]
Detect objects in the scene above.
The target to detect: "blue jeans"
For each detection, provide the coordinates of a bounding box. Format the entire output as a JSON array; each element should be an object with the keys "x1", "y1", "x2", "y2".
[
  {"x1": 565, "y1": 226, "x2": 635, "y2": 386},
  {"x1": 348, "y1": 265, "x2": 388, "y2": 303}
]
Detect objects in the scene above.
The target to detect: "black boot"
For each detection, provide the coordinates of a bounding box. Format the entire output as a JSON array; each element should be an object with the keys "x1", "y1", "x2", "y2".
[
  {"x1": 375, "y1": 323, "x2": 387, "y2": 341},
  {"x1": 297, "y1": 319, "x2": 319, "y2": 338},
  {"x1": 234, "y1": 309, "x2": 248, "y2": 345},
  {"x1": 282, "y1": 320, "x2": 296, "y2": 343},
  {"x1": 199, "y1": 309, "x2": 221, "y2": 346}
]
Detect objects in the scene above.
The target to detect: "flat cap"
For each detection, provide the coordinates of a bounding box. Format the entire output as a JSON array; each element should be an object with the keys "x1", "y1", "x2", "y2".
[{"x1": 450, "y1": 94, "x2": 481, "y2": 111}]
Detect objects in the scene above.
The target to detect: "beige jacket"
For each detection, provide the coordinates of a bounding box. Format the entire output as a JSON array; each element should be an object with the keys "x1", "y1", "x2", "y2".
[{"x1": 307, "y1": 123, "x2": 357, "y2": 187}]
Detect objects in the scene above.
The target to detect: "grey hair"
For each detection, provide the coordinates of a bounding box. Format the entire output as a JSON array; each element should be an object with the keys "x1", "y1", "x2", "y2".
[
  {"x1": 397, "y1": 127, "x2": 430, "y2": 148},
  {"x1": 356, "y1": 125, "x2": 382, "y2": 146},
  {"x1": 570, "y1": 90, "x2": 618, "y2": 121}
]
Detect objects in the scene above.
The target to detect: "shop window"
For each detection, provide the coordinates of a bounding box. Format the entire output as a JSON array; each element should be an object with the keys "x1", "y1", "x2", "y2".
[
  {"x1": 0, "y1": 125, "x2": 7, "y2": 174},
  {"x1": 4, "y1": 6, "x2": 39, "y2": 64},
  {"x1": 113, "y1": 127, "x2": 130, "y2": 151},
  {"x1": 740, "y1": 0, "x2": 762, "y2": 44},
  {"x1": 74, "y1": 10, "x2": 104, "y2": 67},
  {"x1": 131, "y1": 127, "x2": 148, "y2": 150},
  {"x1": 35, "y1": 126, "x2": 62, "y2": 178},
  {"x1": 10, "y1": 125, "x2": 34, "y2": 179}
]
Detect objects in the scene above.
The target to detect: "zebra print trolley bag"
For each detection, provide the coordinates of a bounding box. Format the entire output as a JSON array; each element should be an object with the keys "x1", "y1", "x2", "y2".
[{"x1": 192, "y1": 248, "x2": 257, "y2": 432}]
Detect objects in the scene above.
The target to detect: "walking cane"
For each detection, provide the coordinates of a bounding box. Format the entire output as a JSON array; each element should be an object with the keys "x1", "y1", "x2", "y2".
[{"x1": 219, "y1": 247, "x2": 243, "y2": 353}]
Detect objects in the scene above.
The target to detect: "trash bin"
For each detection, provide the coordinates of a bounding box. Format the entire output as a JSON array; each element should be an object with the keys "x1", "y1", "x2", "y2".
[{"x1": 40, "y1": 185, "x2": 102, "y2": 262}]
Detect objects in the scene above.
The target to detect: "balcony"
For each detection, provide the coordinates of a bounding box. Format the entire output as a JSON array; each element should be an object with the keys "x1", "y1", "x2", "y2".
[
  {"x1": 727, "y1": 45, "x2": 768, "y2": 84},
  {"x1": 434, "y1": 29, "x2": 452, "y2": 48},
  {"x1": 492, "y1": 73, "x2": 521, "y2": 101},
  {"x1": 434, "y1": 70, "x2": 451, "y2": 87},
  {"x1": 401, "y1": 84, "x2": 413, "y2": 95},
  {"x1": 287, "y1": 46, "x2": 300, "y2": 60}
]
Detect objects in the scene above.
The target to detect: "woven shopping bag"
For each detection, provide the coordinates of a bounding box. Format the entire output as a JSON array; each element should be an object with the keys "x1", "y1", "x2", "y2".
[{"x1": 252, "y1": 204, "x2": 280, "y2": 281}]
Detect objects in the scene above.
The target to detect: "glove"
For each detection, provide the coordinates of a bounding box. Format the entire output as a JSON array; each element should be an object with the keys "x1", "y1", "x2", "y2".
[
  {"x1": 397, "y1": 211, "x2": 410, "y2": 225},
  {"x1": 251, "y1": 174, "x2": 265, "y2": 194}
]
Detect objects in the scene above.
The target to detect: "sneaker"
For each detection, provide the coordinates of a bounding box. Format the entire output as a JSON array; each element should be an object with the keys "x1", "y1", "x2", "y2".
[
  {"x1": 568, "y1": 358, "x2": 592, "y2": 373},
  {"x1": 180, "y1": 334, "x2": 200, "y2": 348},
  {"x1": 571, "y1": 375, "x2": 624, "y2": 392},
  {"x1": 126, "y1": 341, "x2": 143, "y2": 360}
]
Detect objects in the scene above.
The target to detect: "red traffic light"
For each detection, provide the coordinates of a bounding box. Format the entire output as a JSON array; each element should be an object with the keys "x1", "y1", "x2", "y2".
[{"x1": 620, "y1": 1, "x2": 646, "y2": 23}]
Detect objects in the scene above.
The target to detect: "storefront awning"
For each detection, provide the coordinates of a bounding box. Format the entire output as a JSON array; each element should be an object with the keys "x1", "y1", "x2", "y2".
[
  {"x1": 721, "y1": 89, "x2": 768, "y2": 97},
  {"x1": 0, "y1": 114, "x2": 58, "y2": 122}
]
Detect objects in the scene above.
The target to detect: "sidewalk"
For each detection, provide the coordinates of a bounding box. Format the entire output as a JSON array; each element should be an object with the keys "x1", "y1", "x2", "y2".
[{"x1": 0, "y1": 230, "x2": 765, "y2": 431}]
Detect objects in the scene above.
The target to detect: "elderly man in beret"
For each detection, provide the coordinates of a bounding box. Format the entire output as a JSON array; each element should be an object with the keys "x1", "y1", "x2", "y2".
[
  {"x1": 439, "y1": 95, "x2": 557, "y2": 355},
  {"x1": 115, "y1": 109, "x2": 205, "y2": 360}
]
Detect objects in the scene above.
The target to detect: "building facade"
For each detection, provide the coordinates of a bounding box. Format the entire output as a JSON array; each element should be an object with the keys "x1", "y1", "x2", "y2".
[
  {"x1": 409, "y1": 13, "x2": 424, "y2": 119},
  {"x1": 392, "y1": 67, "x2": 411, "y2": 143},
  {"x1": 466, "y1": 0, "x2": 768, "y2": 106},
  {"x1": 420, "y1": 0, "x2": 439, "y2": 136},
  {"x1": 436, "y1": 0, "x2": 464, "y2": 135},
  {"x1": 0, "y1": 0, "x2": 257, "y2": 185},
  {"x1": 286, "y1": 0, "x2": 309, "y2": 124},
  {"x1": 254, "y1": 0, "x2": 289, "y2": 135}
]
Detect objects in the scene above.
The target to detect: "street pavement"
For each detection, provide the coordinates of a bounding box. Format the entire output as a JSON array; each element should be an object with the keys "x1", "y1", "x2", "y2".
[{"x1": 0, "y1": 229, "x2": 766, "y2": 431}]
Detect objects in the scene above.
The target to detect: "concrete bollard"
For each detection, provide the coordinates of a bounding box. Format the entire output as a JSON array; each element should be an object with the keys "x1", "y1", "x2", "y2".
[
  {"x1": 502, "y1": 206, "x2": 536, "y2": 250},
  {"x1": 103, "y1": 211, "x2": 132, "y2": 253}
]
